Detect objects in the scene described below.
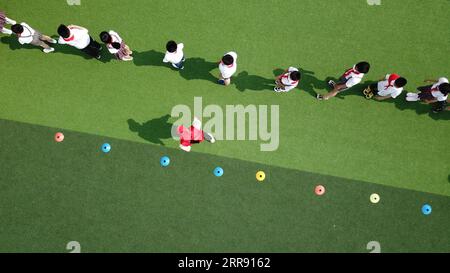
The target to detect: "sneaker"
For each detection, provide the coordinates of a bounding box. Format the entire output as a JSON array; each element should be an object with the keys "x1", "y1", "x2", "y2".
[
  {"x1": 218, "y1": 79, "x2": 225, "y2": 85},
  {"x1": 328, "y1": 80, "x2": 336, "y2": 88},
  {"x1": 50, "y1": 39, "x2": 57, "y2": 44},
  {"x1": 122, "y1": 56, "x2": 133, "y2": 61},
  {"x1": 180, "y1": 145, "x2": 191, "y2": 152},
  {"x1": 316, "y1": 94, "x2": 324, "y2": 100},
  {"x1": 206, "y1": 133, "x2": 216, "y2": 143},
  {"x1": 406, "y1": 92, "x2": 417, "y2": 97},
  {"x1": 406, "y1": 96, "x2": 419, "y2": 102},
  {"x1": 96, "y1": 55, "x2": 101, "y2": 60},
  {"x1": 274, "y1": 87, "x2": 282, "y2": 92},
  {"x1": 43, "y1": 47, "x2": 55, "y2": 53}
]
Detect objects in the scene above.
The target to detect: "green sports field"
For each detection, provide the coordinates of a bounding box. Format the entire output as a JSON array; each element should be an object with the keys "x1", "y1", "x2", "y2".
[{"x1": 0, "y1": 0, "x2": 449, "y2": 253}]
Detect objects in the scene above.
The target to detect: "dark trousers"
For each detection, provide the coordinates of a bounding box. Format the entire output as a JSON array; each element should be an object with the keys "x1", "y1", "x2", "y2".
[
  {"x1": 416, "y1": 85, "x2": 435, "y2": 100},
  {"x1": 81, "y1": 36, "x2": 102, "y2": 58},
  {"x1": 369, "y1": 83, "x2": 379, "y2": 92},
  {"x1": 417, "y1": 85, "x2": 433, "y2": 92}
]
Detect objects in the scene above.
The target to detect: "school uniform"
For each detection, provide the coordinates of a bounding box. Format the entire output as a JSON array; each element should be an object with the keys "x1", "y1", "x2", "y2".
[
  {"x1": 105, "y1": 30, "x2": 132, "y2": 60},
  {"x1": 275, "y1": 67, "x2": 300, "y2": 92},
  {"x1": 338, "y1": 65, "x2": 365, "y2": 89},
  {"x1": 16, "y1": 22, "x2": 43, "y2": 46},
  {"x1": 369, "y1": 74, "x2": 403, "y2": 98},
  {"x1": 163, "y1": 43, "x2": 185, "y2": 69},
  {"x1": 409, "y1": 77, "x2": 449, "y2": 102},
  {"x1": 58, "y1": 25, "x2": 102, "y2": 58},
  {"x1": 219, "y1": 51, "x2": 238, "y2": 79}
]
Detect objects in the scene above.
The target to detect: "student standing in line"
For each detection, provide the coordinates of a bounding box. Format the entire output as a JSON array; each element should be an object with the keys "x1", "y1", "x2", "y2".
[
  {"x1": 57, "y1": 24, "x2": 102, "y2": 59},
  {"x1": 11, "y1": 22, "x2": 56, "y2": 53}
]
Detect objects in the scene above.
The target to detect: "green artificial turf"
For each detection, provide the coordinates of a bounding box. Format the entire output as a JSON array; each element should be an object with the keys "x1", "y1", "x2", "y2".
[
  {"x1": 1, "y1": 0, "x2": 449, "y2": 196},
  {"x1": 0, "y1": 119, "x2": 449, "y2": 253},
  {"x1": 0, "y1": 0, "x2": 449, "y2": 253}
]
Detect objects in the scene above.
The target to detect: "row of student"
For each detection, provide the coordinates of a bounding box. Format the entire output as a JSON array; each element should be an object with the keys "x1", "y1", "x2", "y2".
[
  {"x1": 1, "y1": 11, "x2": 448, "y2": 107},
  {"x1": 0, "y1": 11, "x2": 132, "y2": 60}
]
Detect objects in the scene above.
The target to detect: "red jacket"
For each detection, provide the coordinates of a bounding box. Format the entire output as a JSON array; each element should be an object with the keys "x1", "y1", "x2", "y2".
[{"x1": 177, "y1": 125, "x2": 205, "y2": 147}]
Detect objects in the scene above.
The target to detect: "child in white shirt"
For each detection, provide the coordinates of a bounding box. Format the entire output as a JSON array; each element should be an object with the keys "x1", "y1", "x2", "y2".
[
  {"x1": 317, "y1": 61, "x2": 370, "y2": 100},
  {"x1": 57, "y1": 24, "x2": 102, "y2": 59},
  {"x1": 407, "y1": 77, "x2": 449, "y2": 103},
  {"x1": 11, "y1": 22, "x2": 56, "y2": 53},
  {"x1": 274, "y1": 67, "x2": 301, "y2": 92},
  {"x1": 100, "y1": 30, "x2": 133, "y2": 61},
  {"x1": 163, "y1": 40, "x2": 185, "y2": 69},
  {"x1": 218, "y1": 51, "x2": 238, "y2": 86},
  {"x1": 363, "y1": 74, "x2": 407, "y2": 100}
]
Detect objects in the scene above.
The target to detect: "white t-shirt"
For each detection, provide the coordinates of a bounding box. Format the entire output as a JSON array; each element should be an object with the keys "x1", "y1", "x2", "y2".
[
  {"x1": 17, "y1": 22, "x2": 35, "y2": 45},
  {"x1": 163, "y1": 43, "x2": 184, "y2": 64},
  {"x1": 106, "y1": 30, "x2": 122, "y2": 54},
  {"x1": 280, "y1": 67, "x2": 299, "y2": 91},
  {"x1": 219, "y1": 51, "x2": 238, "y2": 79},
  {"x1": 377, "y1": 74, "x2": 403, "y2": 98},
  {"x1": 431, "y1": 77, "x2": 449, "y2": 102},
  {"x1": 58, "y1": 25, "x2": 90, "y2": 49},
  {"x1": 343, "y1": 65, "x2": 365, "y2": 88}
]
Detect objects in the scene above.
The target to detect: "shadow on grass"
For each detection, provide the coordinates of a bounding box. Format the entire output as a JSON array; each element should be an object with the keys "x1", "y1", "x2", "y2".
[
  {"x1": 133, "y1": 51, "x2": 218, "y2": 83},
  {"x1": 127, "y1": 114, "x2": 173, "y2": 146},
  {"x1": 1, "y1": 35, "x2": 41, "y2": 51},
  {"x1": 132, "y1": 49, "x2": 167, "y2": 67},
  {"x1": 233, "y1": 71, "x2": 273, "y2": 92},
  {"x1": 179, "y1": 57, "x2": 217, "y2": 83}
]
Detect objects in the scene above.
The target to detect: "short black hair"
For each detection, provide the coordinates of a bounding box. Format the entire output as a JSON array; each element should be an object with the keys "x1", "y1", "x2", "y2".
[
  {"x1": 166, "y1": 40, "x2": 177, "y2": 53},
  {"x1": 439, "y1": 83, "x2": 450, "y2": 95},
  {"x1": 100, "y1": 31, "x2": 111, "y2": 43},
  {"x1": 355, "y1": 61, "x2": 370, "y2": 74},
  {"x1": 111, "y1": 42, "x2": 121, "y2": 49},
  {"x1": 222, "y1": 54, "x2": 234, "y2": 65},
  {"x1": 290, "y1": 71, "x2": 301, "y2": 81},
  {"x1": 57, "y1": 24, "x2": 70, "y2": 38},
  {"x1": 394, "y1": 77, "x2": 407, "y2": 88},
  {"x1": 11, "y1": 24, "x2": 24, "y2": 34}
]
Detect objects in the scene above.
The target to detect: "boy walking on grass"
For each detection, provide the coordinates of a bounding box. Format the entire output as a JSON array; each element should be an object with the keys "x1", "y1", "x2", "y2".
[
  {"x1": 317, "y1": 61, "x2": 370, "y2": 100},
  {"x1": 57, "y1": 24, "x2": 102, "y2": 59},
  {"x1": 274, "y1": 67, "x2": 301, "y2": 92},
  {"x1": 218, "y1": 51, "x2": 238, "y2": 86},
  {"x1": 163, "y1": 40, "x2": 185, "y2": 69},
  {"x1": 11, "y1": 22, "x2": 56, "y2": 53},
  {"x1": 363, "y1": 74, "x2": 407, "y2": 100},
  {"x1": 406, "y1": 77, "x2": 449, "y2": 104}
]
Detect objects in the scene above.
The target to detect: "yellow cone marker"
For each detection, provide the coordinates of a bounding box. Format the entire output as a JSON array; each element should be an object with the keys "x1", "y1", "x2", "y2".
[{"x1": 256, "y1": 171, "x2": 266, "y2": 182}]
